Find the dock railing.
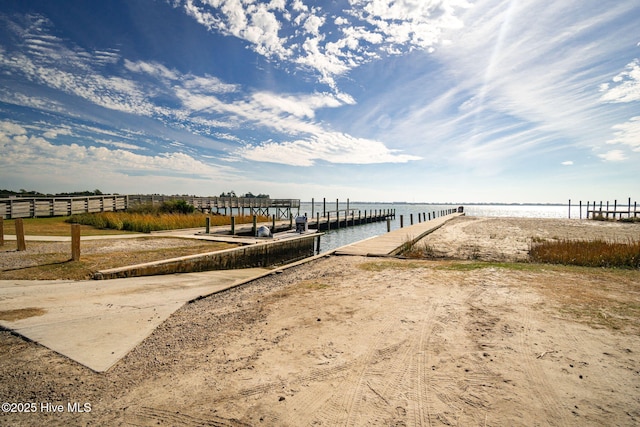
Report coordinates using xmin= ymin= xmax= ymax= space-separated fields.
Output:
xmin=0 ymin=195 xmax=301 ymax=219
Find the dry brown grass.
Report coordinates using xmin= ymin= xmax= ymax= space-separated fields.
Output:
xmin=0 ymin=239 xmax=239 ymax=280
xmin=530 ymin=238 xmax=640 ymax=268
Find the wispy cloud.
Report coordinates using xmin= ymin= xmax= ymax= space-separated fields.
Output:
xmin=362 ymin=0 xmax=640 ymax=169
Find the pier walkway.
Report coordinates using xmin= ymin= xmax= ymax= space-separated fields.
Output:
xmin=335 ymin=212 xmax=462 ymax=256
xmin=0 ymin=214 xmax=461 ymax=372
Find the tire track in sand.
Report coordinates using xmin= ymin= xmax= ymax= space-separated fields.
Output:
xmin=518 ymin=295 xmax=569 ymax=426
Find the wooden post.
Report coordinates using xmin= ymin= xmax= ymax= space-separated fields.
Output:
xmin=387 ymin=218 xmax=391 ymax=232
xmin=579 ymin=200 xmax=582 ymax=219
xmin=323 ymin=198 xmax=326 ymax=216
xmin=410 ymin=213 xmax=414 ymax=225
xmin=231 ymin=216 xmax=236 ymax=235
xmin=15 ymin=218 xmax=26 ymax=251
xmin=272 ymin=214 xmax=276 ymax=232
xmin=311 ymin=198 xmax=315 ymax=219
xmin=400 ymin=215 xmax=404 ymax=228
xmin=316 ymin=212 xmax=320 ymax=230
xmin=252 ymin=215 xmax=257 ymax=236
xmin=586 ymin=201 xmax=590 ymax=219
xmin=205 ymin=217 xmax=211 ymax=234
xmin=0 ymin=217 xmax=3 ymax=246
xmin=336 ymin=211 xmax=340 ymax=228
xmin=71 ymin=224 xmax=81 ymax=261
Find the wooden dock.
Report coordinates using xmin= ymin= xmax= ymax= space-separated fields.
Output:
xmin=569 ymin=198 xmax=639 ymax=220
xmin=0 ymin=195 xmax=300 ymax=219
xmin=334 ymin=212 xmax=463 ymax=256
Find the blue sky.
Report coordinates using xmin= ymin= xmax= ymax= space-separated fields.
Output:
xmin=0 ymin=0 xmax=638 ymax=203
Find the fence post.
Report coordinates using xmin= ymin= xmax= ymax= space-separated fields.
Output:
xmin=231 ymin=216 xmax=236 ymax=235
xmin=0 ymin=217 xmax=3 ymax=246
xmin=272 ymin=214 xmax=276 ymax=232
xmin=252 ymin=215 xmax=257 ymax=236
xmin=15 ymin=218 xmax=26 ymax=251
xmin=205 ymin=217 xmax=211 ymax=234
xmin=71 ymin=224 xmax=81 ymax=261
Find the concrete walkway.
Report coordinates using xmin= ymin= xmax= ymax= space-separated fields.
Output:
xmin=334 ymin=212 xmax=462 ymax=256
xmin=0 ymin=268 xmax=271 ymax=372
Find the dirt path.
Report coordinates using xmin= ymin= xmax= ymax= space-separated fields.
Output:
xmin=1 ymin=218 xmax=639 ymax=426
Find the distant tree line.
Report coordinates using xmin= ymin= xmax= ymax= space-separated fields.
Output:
xmin=1 ymin=189 xmax=271 ymax=199
xmin=0 ymin=189 xmax=105 ymax=198
xmin=219 ymin=191 xmax=269 ymax=198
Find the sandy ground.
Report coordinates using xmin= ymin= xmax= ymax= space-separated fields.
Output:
xmin=1 ymin=217 xmax=639 ymax=426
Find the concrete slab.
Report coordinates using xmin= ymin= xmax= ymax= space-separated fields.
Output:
xmin=334 ymin=213 xmax=462 ymax=256
xmin=0 ymin=268 xmax=271 ymax=372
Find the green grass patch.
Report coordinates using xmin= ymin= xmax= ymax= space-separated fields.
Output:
xmin=435 ymin=261 xmax=539 ymax=272
xmin=358 ymin=259 xmax=429 ymax=272
xmin=530 ymin=239 xmax=640 ymax=268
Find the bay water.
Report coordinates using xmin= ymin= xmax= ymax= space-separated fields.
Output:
xmin=298 ymin=202 xmax=570 ymax=254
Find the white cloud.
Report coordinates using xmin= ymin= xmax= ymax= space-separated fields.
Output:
xmin=599 ymin=58 xmax=640 ymax=103
xmin=124 ymin=59 xmax=179 ymax=81
xmin=42 ymin=127 xmax=73 ymax=139
xmin=238 ymin=131 xmax=421 ymax=166
xmin=250 ymin=91 xmax=349 ymax=119
xmin=607 ymin=116 xmax=640 ymax=150
xmin=178 ymin=0 xmax=471 ymax=89
xmin=0 ymin=120 xmax=27 ymax=136
xmin=0 ymin=120 xmax=234 ymax=178
xmin=561 ymin=160 xmax=574 ymax=166
xmin=598 ymin=149 xmax=627 ymax=162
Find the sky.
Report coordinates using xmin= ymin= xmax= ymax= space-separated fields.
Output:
xmin=0 ymin=0 xmax=638 ymax=203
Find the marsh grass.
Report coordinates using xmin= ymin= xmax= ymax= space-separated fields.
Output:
xmin=67 ymin=212 xmax=270 ymax=233
xmin=529 ymin=238 xmax=640 ymax=268
xmin=400 ymin=236 xmax=435 ymax=259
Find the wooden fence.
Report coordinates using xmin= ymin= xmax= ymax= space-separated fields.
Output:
xmin=0 ymin=195 xmax=301 ymax=219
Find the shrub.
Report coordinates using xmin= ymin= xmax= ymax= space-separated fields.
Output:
xmin=159 ymin=200 xmax=195 ymax=214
